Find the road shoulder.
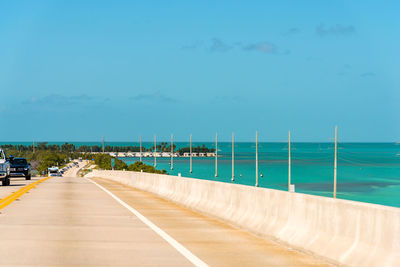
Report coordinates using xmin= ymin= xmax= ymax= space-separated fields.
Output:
xmin=91 ymin=177 xmax=331 ymax=267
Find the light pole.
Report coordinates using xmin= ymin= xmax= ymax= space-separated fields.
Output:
xmin=171 ymin=134 xmax=174 ymax=170
xmin=154 ymin=134 xmax=157 ymax=167
xmin=255 ymin=131 xmax=258 ymax=187
xmin=190 ymin=134 xmax=192 ymax=173
xmin=232 ymin=132 xmax=235 ymax=182
xmin=288 ymin=131 xmax=291 ymax=191
xmin=334 ymin=126 xmax=338 ymax=198
xmin=215 ymin=133 xmax=218 ymax=177
xmin=139 ymin=135 xmax=142 ymax=162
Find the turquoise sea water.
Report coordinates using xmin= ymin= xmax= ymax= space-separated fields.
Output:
xmin=2 ymin=142 xmax=400 ymax=208
xmin=121 ymin=142 xmax=400 ymax=208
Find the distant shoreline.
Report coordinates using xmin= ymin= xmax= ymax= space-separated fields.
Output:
xmin=1 ymin=141 xmax=398 ymax=145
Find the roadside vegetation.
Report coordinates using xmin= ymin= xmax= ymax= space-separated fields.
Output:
xmin=1 ymin=143 xmax=167 ymax=175
xmin=3 ymin=142 xmax=214 ymax=155
xmin=92 ymin=153 xmax=166 ymax=174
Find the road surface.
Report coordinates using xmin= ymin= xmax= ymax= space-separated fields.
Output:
xmin=0 ymin=163 xmax=331 ymax=266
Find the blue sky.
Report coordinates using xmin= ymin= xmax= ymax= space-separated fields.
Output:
xmin=0 ymin=0 xmax=399 ymax=142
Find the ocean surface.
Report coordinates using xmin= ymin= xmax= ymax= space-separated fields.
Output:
xmin=2 ymin=142 xmax=400 ymax=208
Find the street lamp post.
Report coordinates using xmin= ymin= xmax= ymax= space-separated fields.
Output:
xmin=171 ymin=134 xmax=174 ymax=170
xmin=139 ymin=135 xmax=142 ymax=162
xmin=232 ymin=132 xmax=235 ymax=182
xmin=215 ymin=133 xmax=218 ymax=177
xmin=288 ymin=131 xmax=291 ymax=191
xmin=154 ymin=135 xmax=157 ymax=167
xmin=334 ymin=126 xmax=338 ymax=198
xmin=190 ymin=134 xmax=192 ymax=173
xmin=255 ymin=131 xmax=258 ymax=187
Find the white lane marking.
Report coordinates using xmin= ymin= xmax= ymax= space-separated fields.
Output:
xmin=86 ymin=178 xmax=209 ymax=267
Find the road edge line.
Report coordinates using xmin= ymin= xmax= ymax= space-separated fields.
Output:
xmin=86 ymin=177 xmax=209 ymax=267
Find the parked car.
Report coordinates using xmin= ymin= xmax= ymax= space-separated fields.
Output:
xmin=9 ymin=157 xmax=31 ymax=180
xmin=0 ymin=149 xmax=10 ymax=186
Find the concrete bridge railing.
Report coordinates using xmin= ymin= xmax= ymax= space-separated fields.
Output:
xmin=86 ymin=170 xmax=400 ymax=267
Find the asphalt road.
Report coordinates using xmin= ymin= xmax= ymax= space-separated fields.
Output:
xmin=0 ymin=163 xmax=332 ymax=266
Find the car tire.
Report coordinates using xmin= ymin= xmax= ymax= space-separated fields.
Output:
xmin=26 ymin=175 xmax=31 ymax=180
xmin=2 ymin=177 xmax=10 ymax=186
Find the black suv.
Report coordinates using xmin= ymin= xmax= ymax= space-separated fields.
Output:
xmin=9 ymin=158 xmax=31 ymax=180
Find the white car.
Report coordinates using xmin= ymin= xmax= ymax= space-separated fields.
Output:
xmin=0 ymin=149 xmax=10 ymax=186
xmin=48 ymin=167 xmax=61 ymax=177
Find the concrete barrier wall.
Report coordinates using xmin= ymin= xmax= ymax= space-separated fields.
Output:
xmin=86 ymin=170 xmax=400 ymax=267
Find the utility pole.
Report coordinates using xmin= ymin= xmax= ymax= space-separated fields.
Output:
xmin=215 ymin=133 xmax=218 ymax=177
xmin=102 ymin=136 xmax=105 ymax=153
xmin=288 ymin=131 xmax=291 ymax=191
xmin=334 ymin=126 xmax=338 ymax=198
xmin=139 ymin=135 xmax=142 ymax=162
xmin=255 ymin=131 xmax=259 ymax=187
xmin=232 ymin=132 xmax=235 ymax=181
xmin=190 ymin=134 xmax=192 ymax=173
xmin=171 ymin=134 xmax=174 ymax=170
xmin=154 ymin=134 xmax=157 ymax=167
